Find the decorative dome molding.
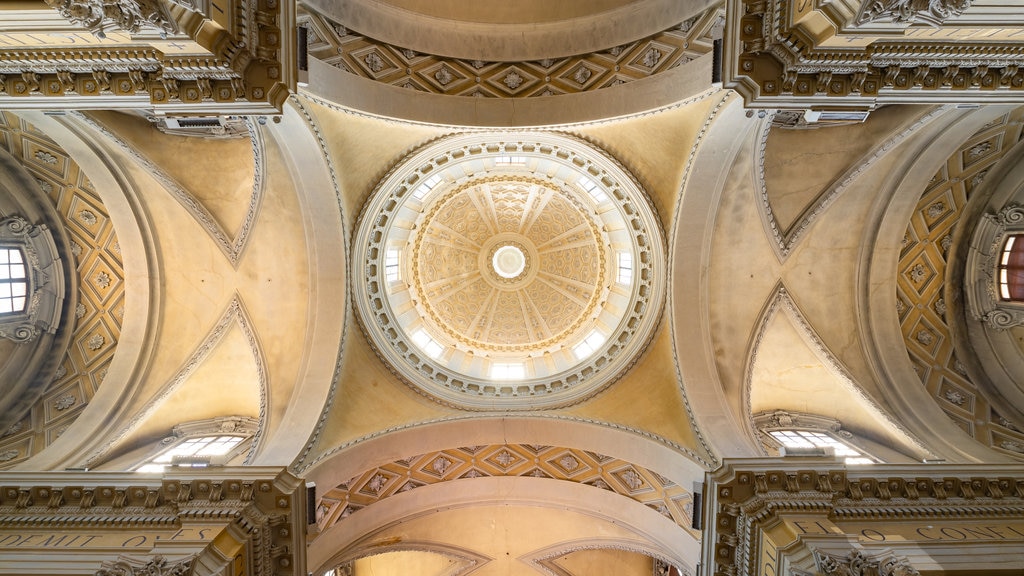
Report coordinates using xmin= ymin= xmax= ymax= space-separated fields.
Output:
xmin=352 ymin=132 xmax=665 ymax=410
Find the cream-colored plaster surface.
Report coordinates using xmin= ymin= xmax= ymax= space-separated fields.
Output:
xmin=749 ymin=305 xmax=916 ymax=453
xmin=553 ymin=548 xmax=654 ymax=576
xmin=344 ymin=504 xmax=658 ymax=576
xmin=566 ymin=326 xmax=710 ymax=463
xmin=74 ymin=118 xmax=312 ymax=466
xmin=109 ymin=322 xmax=261 ymax=460
xmin=309 ymin=324 xmax=450 ymax=459
xmin=762 ymin=106 xmax=929 ymax=232
xmin=575 ymin=95 xmax=719 ymax=228
xmin=88 ymin=111 xmax=256 ymax=239
xmin=376 ymin=0 xmax=640 ymax=24
xmin=304 ymin=99 xmax=449 ymax=232
xmin=352 ymin=550 xmax=462 ymax=576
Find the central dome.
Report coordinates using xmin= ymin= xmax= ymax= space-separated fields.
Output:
xmin=410 ymin=177 xmax=605 ymax=352
xmin=353 ymin=132 xmax=665 ymax=410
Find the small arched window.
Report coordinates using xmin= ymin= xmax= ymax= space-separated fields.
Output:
xmin=998 ymin=234 xmax=1024 ymax=301
xmin=0 ymin=247 xmax=28 ymax=315
xmin=134 ymin=416 xmax=258 ymax=473
xmin=754 ymin=410 xmax=880 ymax=465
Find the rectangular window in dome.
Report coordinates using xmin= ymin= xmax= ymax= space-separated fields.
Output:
xmin=385 ymin=248 xmax=401 ymax=282
xmin=491 ymin=362 xmax=525 ymax=380
xmin=412 ymin=174 xmax=442 ymax=200
xmin=617 ymin=252 xmax=632 ymax=285
xmin=577 ymin=176 xmax=608 ymax=204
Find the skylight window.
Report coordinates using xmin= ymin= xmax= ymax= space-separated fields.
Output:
xmin=494 ymin=156 xmax=527 ymax=166
xmin=617 ymin=252 xmax=632 ymax=285
xmin=385 ymin=248 xmax=401 ymax=282
xmin=411 ymin=174 xmax=442 ymax=200
xmin=136 ymin=435 xmax=244 ymax=473
xmin=0 ymin=248 xmax=28 ymax=315
xmin=491 ymin=362 xmax=525 ymax=380
xmin=411 ymin=328 xmax=444 ymax=359
xmin=769 ymin=430 xmax=873 ymax=465
xmin=573 ymin=330 xmax=606 ymax=360
xmin=577 ymin=176 xmax=608 ymax=204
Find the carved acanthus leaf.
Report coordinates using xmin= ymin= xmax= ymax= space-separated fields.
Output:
xmin=813 ymin=549 xmax=920 ymax=576
xmin=856 ymin=0 xmax=973 ymax=27
xmin=44 ymin=0 xmax=178 ymax=39
xmin=95 ymin=554 xmax=196 ymax=576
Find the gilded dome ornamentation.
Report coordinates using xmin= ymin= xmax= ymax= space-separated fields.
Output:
xmin=353 ymin=132 xmax=665 ymax=410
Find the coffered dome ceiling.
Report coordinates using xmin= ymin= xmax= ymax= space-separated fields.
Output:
xmin=353 ymin=132 xmax=665 ymax=410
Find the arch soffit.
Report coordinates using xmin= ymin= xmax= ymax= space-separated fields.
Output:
xmin=301 ymin=416 xmax=708 ymax=497
xmin=301 ymin=0 xmax=714 ymax=62
xmin=862 ymin=105 xmax=1019 ymax=463
xmin=307 ymin=476 xmax=698 ymax=574
xmin=243 ymin=98 xmax=348 ymax=466
xmin=9 ymin=111 xmax=157 ymax=471
xmin=953 ymin=138 xmax=1024 ymax=428
xmin=669 ymin=94 xmax=763 ymax=458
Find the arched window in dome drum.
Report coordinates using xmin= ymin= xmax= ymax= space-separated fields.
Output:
xmin=998 ymin=234 xmax=1024 ymax=301
xmin=0 ymin=247 xmax=28 ymax=315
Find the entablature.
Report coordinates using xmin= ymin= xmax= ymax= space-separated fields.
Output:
xmin=724 ymin=0 xmax=1024 ymax=111
xmin=0 ymin=0 xmax=295 ymax=113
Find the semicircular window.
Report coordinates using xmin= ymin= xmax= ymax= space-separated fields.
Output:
xmin=0 ymin=247 xmax=28 ymax=315
xmin=998 ymin=234 xmax=1024 ymax=301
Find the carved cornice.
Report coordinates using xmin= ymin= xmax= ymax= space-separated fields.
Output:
xmin=724 ymin=0 xmax=1024 ymax=109
xmin=0 ymin=1 xmax=294 ymax=113
xmin=0 ymin=468 xmax=305 ymax=576
xmin=704 ymin=461 xmax=1024 ymax=576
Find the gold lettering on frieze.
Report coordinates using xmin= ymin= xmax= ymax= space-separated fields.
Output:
xmin=0 ymin=527 xmax=212 ymax=549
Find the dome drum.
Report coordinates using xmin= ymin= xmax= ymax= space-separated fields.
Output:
xmin=354 ymin=132 xmax=665 ymax=410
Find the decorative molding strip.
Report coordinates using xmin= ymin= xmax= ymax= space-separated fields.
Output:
xmin=300 ymin=6 xmax=723 ymax=98
xmin=1 ymin=0 xmax=293 ymax=112
xmin=69 ymin=111 xmax=264 ymax=267
xmin=332 ymin=542 xmax=488 ymax=576
xmin=0 ymin=468 xmax=305 ymax=576
xmin=84 ymin=296 xmax=266 ymax=468
xmin=528 ymin=541 xmax=690 ymax=576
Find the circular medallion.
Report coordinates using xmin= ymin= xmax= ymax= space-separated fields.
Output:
xmin=353 ymin=132 xmax=665 ymax=409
